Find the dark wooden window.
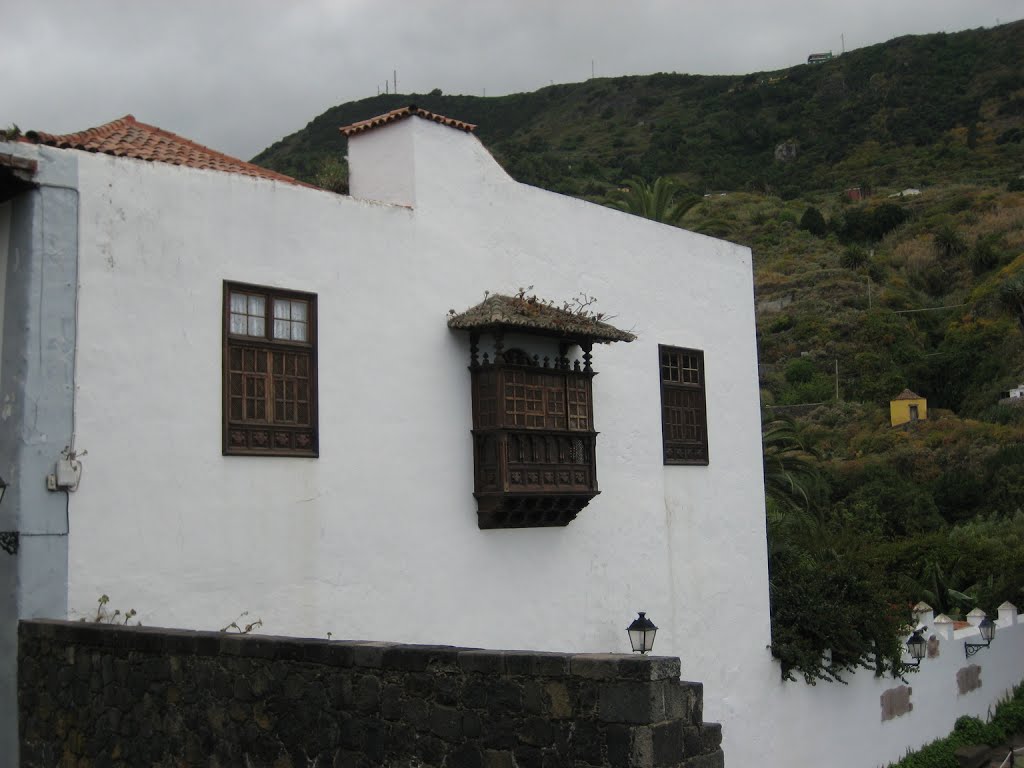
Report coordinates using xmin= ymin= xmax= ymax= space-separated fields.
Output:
xmin=659 ymin=345 xmax=709 ymax=465
xmin=223 ymin=282 xmax=317 ymax=456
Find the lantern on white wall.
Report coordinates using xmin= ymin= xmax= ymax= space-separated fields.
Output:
xmin=627 ymin=612 xmax=658 ymax=655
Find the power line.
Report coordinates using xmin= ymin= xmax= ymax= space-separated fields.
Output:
xmin=893 ymin=303 xmax=968 ymax=314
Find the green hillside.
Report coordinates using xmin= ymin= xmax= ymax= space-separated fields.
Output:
xmin=254 ymin=21 xmax=1024 ymax=197
xmin=253 ymin=21 xmax=1024 ymax=682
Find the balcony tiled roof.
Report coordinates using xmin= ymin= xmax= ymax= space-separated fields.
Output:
xmin=25 ymin=115 xmax=309 ymax=187
xmin=447 ymin=294 xmax=635 ymax=344
xmin=340 ymin=106 xmax=477 ymax=137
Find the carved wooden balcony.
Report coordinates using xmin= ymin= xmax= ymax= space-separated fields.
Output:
xmin=448 ymin=294 xmax=635 ymax=529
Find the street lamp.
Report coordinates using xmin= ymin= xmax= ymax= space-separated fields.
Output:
xmin=906 ymin=628 xmax=927 ymax=667
xmin=627 ymin=612 xmax=658 ymax=655
xmin=965 ymin=617 xmax=996 ymax=658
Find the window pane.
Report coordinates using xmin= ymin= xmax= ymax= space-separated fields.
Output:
xmin=271 ymin=300 xmax=309 ymax=341
xmin=230 ymin=292 xmax=266 ymax=338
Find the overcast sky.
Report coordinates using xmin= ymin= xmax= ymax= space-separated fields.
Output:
xmin=3 ymin=1 xmax=1021 ymax=161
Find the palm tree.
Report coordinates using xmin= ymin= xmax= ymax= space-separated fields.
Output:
xmin=762 ymin=416 xmax=825 ymax=515
xmin=933 ymin=224 xmax=967 ymax=261
xmin=609 ymin=177 xmax=699 ymax=225
xmin=762 ymin=415 xmax=829 ymax=558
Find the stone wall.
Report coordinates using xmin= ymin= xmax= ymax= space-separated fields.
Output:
xmin=18 ymin=620 xmax=723 ymax=768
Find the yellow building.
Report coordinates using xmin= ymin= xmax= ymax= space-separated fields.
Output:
xmin=890 ymin=388 xmax=927 ymax=427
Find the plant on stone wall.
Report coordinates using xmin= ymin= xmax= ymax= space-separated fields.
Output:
xmin=83 ymin=594 xmax=138 ymax=625
xmin=220 ymin=611 xmax=263 ymax=634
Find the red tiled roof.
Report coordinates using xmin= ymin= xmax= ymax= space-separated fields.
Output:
xmin=25 ymin=115 xmax=309 ymax=187
xmin=892 ymin=388 xmax=924 ymax=401
xmin=340 ymin=106 xmax=477 ymax=137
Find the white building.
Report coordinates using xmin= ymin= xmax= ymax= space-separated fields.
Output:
xmin=1 ymin=108 xmax=770 ymax=765
xmin=2 ymin=107 xmax=1021 ymax=768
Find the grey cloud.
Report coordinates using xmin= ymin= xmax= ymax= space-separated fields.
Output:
xmin=2 ymin=0 xmax=1020 ymax=160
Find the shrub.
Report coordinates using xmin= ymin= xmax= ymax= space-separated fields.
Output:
xmin=890 ymin=684 xmax=1024 ymax=767
xmin=785 ymin=358 xmax=817 ymax=384
xmin=838 ymin=203 xmax=908 ymax=243
xmin=968 ymin=235 xmax=1005 ymax=274
xmin=799 ymin=206 xmax=828 ymax=236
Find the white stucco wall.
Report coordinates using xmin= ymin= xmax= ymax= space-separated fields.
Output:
xmin=347 ymin=119 xmax=416 ymax=206
xmin=0 ymin=201 xmax=8 ymax=389
xmin=62 ymin=121 xmax=770 ymax=763
xmin=56 ymin=118 xmax=1024 ymax=768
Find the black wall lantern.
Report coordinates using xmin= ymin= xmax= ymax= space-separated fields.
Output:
xmin=906 ymin=628 xmax=927 ymax=667
xmin=964 ymin=617 xmax=996 ymax=658
xmin=627 ymin=612 xmax=658 ymax=655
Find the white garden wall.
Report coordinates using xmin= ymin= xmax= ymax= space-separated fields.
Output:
xmin=761 ymin=607 xmax=1024 ymax=768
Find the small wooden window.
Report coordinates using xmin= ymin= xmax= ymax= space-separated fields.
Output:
xmin=659 ymin=345 xmax=709 ymax=465
xmin=223 ymin=282 xmax=318 ymax=457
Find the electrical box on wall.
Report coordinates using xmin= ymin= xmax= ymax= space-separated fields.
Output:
xmin=47 ymin=448 xmax=86 ymax=492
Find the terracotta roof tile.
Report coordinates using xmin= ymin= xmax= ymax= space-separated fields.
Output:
xmin=892 ymin=388 xmax=924 ymax=401
xmin=340 ymin=105 xmax=477 ymax=137
xmin=25 ymin=115 xmax=311 ymax=187
xmin=447 ymin=294 xmax=635 ymax=344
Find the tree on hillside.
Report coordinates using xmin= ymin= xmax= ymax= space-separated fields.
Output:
xmin=799 ymin=206 xmax=828 ymax=237
xmin=998 ymin=276 xmax=1024 ymax=334
xmin=609 ymin=177 xmax=699 ymax=225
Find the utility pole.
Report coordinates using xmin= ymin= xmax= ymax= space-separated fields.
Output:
xmin=394 ymin=70 xmax=397 ymax=94
xmin=841 ymin=33 xmax=845 ymax=53
xmin=591 ymin=59 xmax=595 ymax=79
